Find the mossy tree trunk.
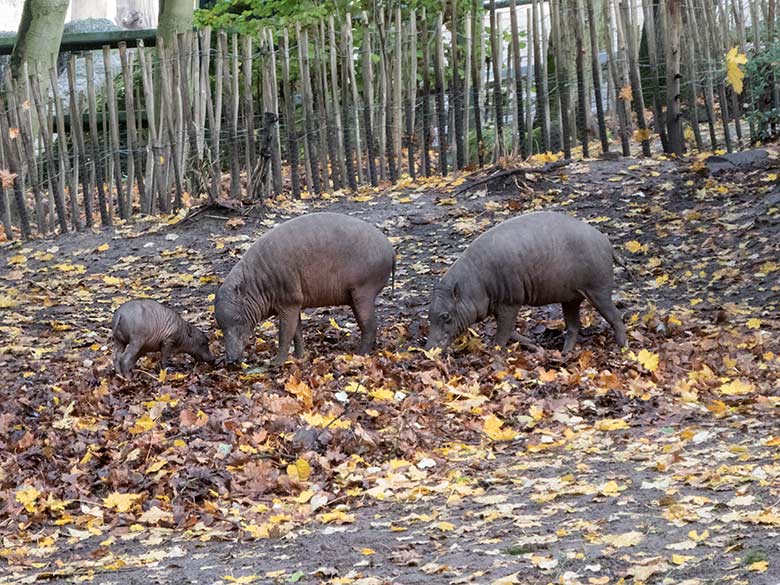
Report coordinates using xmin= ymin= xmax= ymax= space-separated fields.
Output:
xmin=158 ymin=0 xmax=194 ymax=48
xmin=10 ymin=0 xmax=69 ymax=80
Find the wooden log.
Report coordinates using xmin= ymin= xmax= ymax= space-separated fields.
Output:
xmin=665 ymin=0 xmax=684 ymax=154
xmin=30 ymin=72 xmax=68 ymax=232
xmin=85 ymin=54 xmax=111 ymax=225
xmin=316 ymin=25 xmax=337 ymax=189
xmin=552 ymin=0 xmax=572 ymax=157
xmin=617 ymin=0 xmax=651 ymax=156
xmin=137 ymin=39 xmax=169 ymax=213
xmin=394 ymin=6 xmax=403 ymax=167
xmin=573 ymin=0 xmax=590 ymax=157
xmin=264 ymin=29 xmax=283 ymax=194
xmin=158 ymin=38 xmax=186 ymax=207
xmin=195 ymin=27 xmax=213 ymax=157
xmin=48 ymin=65 xmax=79 ymax=231
xmin=532 ymin=0 xmax=550 ymax=151
xmin=421 ymin=9 xmax=433 ymax=175
xmin=463 ymin=12 xmax=472 ymax=166
xmin=328 ymin=16 xmax=348 ymax=185
xmin=702 ymin=0 xmax=732 ymax=151
xmin=0 ymin=93 xmax=31 ymax=239
xmin=67 ymin=57 xmax=92 ymax=225
xmin=227 ymin=33 xmax=241 ymax=198
xmin=0 ymin=117 xmax=13 ymax=238
xmin=434 ymin=12 xmax=449 ymax=173
xmin=451 ymin=0 xmax=465 ymax=169
xmin=101 ymin=46 xmax=126 ymax=217
xmin=345 ymin=13 xmax=364 ymax=184
xmin=549 ymin=0 xmax=563 ymax=150
xmin=281 ymin=28 xmax=301 ymax=198
xmin=604 ymin=0 xmax=631 ymax=155
xmin=120 ymin=43 xmax=145 ymax=213
xmin=585 ymin=0 xmax=609 ymax=154
xmin=683 ymin=33 xmax=704 ymax=150
xmin=242 ymin=35 xmax=255 ymax=179
xmin=526 ymin=7 xmax=535 ymax=155
xmin=377 ymin=11 xmax=388 ymax=181
xmin=177 ymin=33 xmax=201 ymax=196
xmin=406 ymin=10 xmax=418 ymax=178
xmin=641 ymin=0 xmax=670 ymax=152
xmin=362 ymin=13 xmax=378 ymax=186
xmin=297 ymin=24 xmax=322 ymax=194
xmin=539 ymin=1 xmax=552 ymax=148
xmin=339 ymin=23 xmax=358 ymax=191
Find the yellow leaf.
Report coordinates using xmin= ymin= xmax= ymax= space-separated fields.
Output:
xmin=625 ymin=240 xmax=645 ymax=253
xmin=633 ymin=349 xmax=659 ymax=372
xmin=746 ymin=318 xmax=762 ymax=330
xmin=672 ymin=554 xmax=694 ymax=565
xmin=747 ymin=560 xmax=768 ymax=573
xmin=595 ymin=418 xmax=630 ymax=431
xmin=103 ymin=275 xmax=123 ymax=286
xmin=369 ymin=387 xmax=395 ymax=401
xmin=718 ymin=379 xmax=753 ymax=396
xmin=633 ymin=128 xmax=651 ymax=143
xmin=725 ymin=47 xmax=747 ymax=94
xmin=287 ymin=458 xmax=312 ymax=482
xmin=285 ymin=375 xmax=313 ymax=409
xmin=129 ymin=413 xmax=157 ymax=434
xmin=482 ymin=414 xmax=518 ymax=442
xmin=619 ymin=85 xmax=633 ymax=102
xmin=434 ymin=521 xmax=456 ymax=531
xmin=529 ymin=404 xmax=544 ymax=421
xmin=0 ymin=294 xmax=18 ymax=308
xmin=688 ymin=529 xmax=709 ymax=541
xmin=145 ymin=458 xmax=168 ymax=474
xmin=8 ymin=254 xmax=27 ymax=265
xmin=361 ymin=548 xmax=376 ymax=555
xmin=597 ymin=530 xmax=644 ymax=547
xmin=244 ymin=523 xmax=271 ymax=538
xmin=319 ymin=509 xmax=355 ymax=524
xmin=223 ymin=576 xmax=259 ymax=584
xmin=600 ymin=480 xmax=622 ymax=497
xmin=158 ymin=368 xmax=167 ymax=383
xmin=54 ymin=263 xmax=86 ymax=274
xmin=301 ymin=412 xmax=351 ymax=429
xmin=103 ymin=492 xmax=141 ymax=513
xmin=706 ymin=400 xmax=728 ymax=417
xmin=96 ymin=243 xmax=110 ymax=252
xmin=329 ymin=317 xmax=342 ymax=330
xmin=16 ymin=487 xmax=41 ymax=513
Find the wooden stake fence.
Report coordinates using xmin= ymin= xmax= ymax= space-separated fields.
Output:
xmin=0 ymin=3 xmax=771 ymax=241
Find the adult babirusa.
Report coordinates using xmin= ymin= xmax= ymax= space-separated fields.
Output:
xmin=215 ymin=212 xmax=395 ymax=366
xmin=426 ymin=212 xmax=627 ymax=353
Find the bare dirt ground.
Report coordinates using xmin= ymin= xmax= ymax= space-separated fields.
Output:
xmin=1 ymin=153 xmax=779 ymax=584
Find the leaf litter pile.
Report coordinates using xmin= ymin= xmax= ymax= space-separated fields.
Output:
xmin=1 ymin=152 xmax=779 ymax=584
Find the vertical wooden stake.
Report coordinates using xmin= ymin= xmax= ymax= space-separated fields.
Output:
xmin=345 ymin=13 xmax=364 ymax=184
xmin=489 ymin=0 xmax=504 ymax=160
xmin=362 ymin=13 xmax=378 ymax=186
xmin=281 ymin=28 xmax=301 ymax=198
xmin=509 ymin=0 xmax=527 ymax=157
xmin=434 ymin=12 xmax=449 ymax=173
xmin=421 ymin=9 xmax=433 ymax=176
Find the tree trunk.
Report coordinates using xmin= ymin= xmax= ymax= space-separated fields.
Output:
xmin=10 ymin=0 xmax=69 ymax=80
xmin=158 ymin=0 xmax=193 ymax=48
xmin=665 ymin=0 xmax=684 ymax=155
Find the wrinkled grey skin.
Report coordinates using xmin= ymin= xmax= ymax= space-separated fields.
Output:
xmin=426 ymin=211 xmax=627 ymax=353
xmin=111 ymin=299 xmax=215 ymax=377
xmin=215 ymin=212 xmax=395 ymax=366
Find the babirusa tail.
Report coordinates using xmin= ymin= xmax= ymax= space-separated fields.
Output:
xmin=613 ymin=249 xmax=639 ymax=286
